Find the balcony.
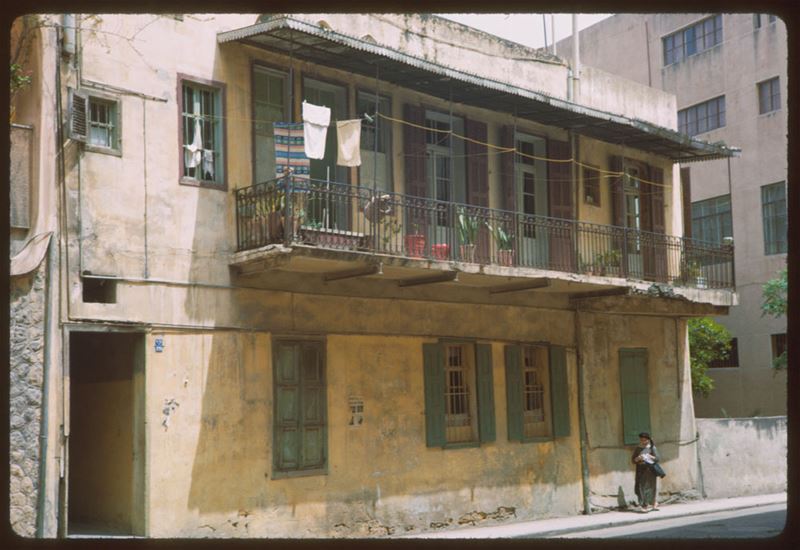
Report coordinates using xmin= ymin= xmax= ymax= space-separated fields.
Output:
xmin=232 ymin=176 xmax=734 ymax=299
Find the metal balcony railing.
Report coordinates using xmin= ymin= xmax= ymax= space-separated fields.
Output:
xmin=235 ymin=176 xmax=735 ymax=290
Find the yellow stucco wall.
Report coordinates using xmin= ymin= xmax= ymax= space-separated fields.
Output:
xmin=145 ymin=328 xmax=583 ymax=537
xmin=579 ymin=313 xmax=698 ymax=506
xmin=136 ymin=287 xmax=697 ymax=537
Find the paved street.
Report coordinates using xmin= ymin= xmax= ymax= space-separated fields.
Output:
xmin=549 ymin=503 xmax=787 ymax=539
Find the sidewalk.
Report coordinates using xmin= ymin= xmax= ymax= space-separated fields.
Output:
xmin=397 ymin=492 xmax=787 ymax=539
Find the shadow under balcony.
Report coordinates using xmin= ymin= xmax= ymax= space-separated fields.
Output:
xmin=230 ymin=177 xmax=737 ymax=309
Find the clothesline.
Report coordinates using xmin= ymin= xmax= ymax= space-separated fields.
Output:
xmin=374 ymin=112 xmax=673 ymax=190
xmin=188 ymin=107 xmax=675 ymax=190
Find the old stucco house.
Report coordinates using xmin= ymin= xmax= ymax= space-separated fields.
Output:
xmin=10 ymin=13 xmax=738 ymax=538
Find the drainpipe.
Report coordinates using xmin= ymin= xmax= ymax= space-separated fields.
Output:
xmin=574 ymin=305 xmax=592 ymax=515
xmin=572 ymin=14 xmax=580 ymax=103
xmin=35 ymin=237 xmax=56 ymax=537
xmin=551 ymin=14 xmax=556 ymax=55
xmin=62 ymin=14 xmax=75 ymax=57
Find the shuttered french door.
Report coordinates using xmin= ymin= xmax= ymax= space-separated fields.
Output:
xmin=273 ymin=340 xmax=327 ymax=474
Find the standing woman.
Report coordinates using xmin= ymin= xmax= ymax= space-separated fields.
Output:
xmin=632 ymin=432 xmax=661 ymax=511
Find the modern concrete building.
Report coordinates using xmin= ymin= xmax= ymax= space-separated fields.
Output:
xmin=557 ymin=13 xmax=788 ymax=418
xmin=10 ymin=13 xmax=739 ymax=538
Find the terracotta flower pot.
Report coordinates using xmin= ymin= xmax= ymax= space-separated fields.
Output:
xmin=431 ymin=243 xmax=450 ymax=261
xmin=405 ymin=234 xmax=426 ymax=258
xmin=459 ymin=244 xmax=476 ymax=263
xmin=497 ymin=249 xmax=514 ymax=266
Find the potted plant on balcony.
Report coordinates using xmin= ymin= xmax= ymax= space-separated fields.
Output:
xmin=594 ymin=249 xmax=621 ymax=276
xmin=577 ymin=253 xmax=594 ymax=276
xmin=380 ymin=216 xmax=403 ymax=252
xmin=263 ymin=187 xmax=285 ymax=242
xmin=487 ymin=222 xmax=514 ymax=266
xmin=405 ymin=223 xmax=426 ymax=258
xmin=457 ymin=207 xmax=480 ymax=263
xmin=685 ymin=260 xmax=706 ymax=289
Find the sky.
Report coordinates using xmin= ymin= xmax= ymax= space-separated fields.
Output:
xmin=437 ymin=13 xmax=613 ymax=50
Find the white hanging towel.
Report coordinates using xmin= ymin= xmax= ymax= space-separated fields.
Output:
xmin=302 ymin=100 xmax=331 ymax=159
xmin=336 ymin=119 xmax=362 ymax=167
xmin=184 ymin=121 xmax=203 ymax=168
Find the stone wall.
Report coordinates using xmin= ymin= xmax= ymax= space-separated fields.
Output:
xmin=9 ymin=260 xmax=46 ymax=537
xmin=696 ymin=416 xmax=787 ymax=498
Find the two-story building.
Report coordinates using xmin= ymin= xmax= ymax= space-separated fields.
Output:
xmin=10 ymin=13 xmax=739 ymax=538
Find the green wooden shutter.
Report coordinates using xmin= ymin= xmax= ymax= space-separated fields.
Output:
xmin=423 ymin=343 xmax=446 ymax=448
xmin=274 ymin=342 xmax=300 ymax=471
xmin=549 ymin=345 xmax=571 ymax=438
xmin=504 ymin=345 xmax=523 ymax=442
xmin=475 ymin=343 xmax=496 ymax=443
xmin=619 ymin=349 xmax=651 ymax=445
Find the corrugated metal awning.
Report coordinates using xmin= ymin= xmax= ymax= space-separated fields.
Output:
xmin=218 ymin=16 xmax=740 ymax=162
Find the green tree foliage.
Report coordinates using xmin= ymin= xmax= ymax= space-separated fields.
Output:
xmin=761 ymin=266 xmax=788 ymax=369
xmin=688 ymin=317 xmax=732 ymax=397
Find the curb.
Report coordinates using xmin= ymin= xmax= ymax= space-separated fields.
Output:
xmin=534 ymin=498 xmax=786 ymax=538
xmin=398 ymin=494 xmax=787 ymax=539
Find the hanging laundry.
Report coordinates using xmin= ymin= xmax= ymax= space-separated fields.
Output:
xmin=273 ymin=122 xmax=310 ymax=180
xmin=184 ymin=120 xmax=202 ymax=169
xmin=302 ymin=100 xmax=331 ymax=159
xmin=202 ymin=149 xmax=215 ymax=180
xmin=336 ymin=119 xmax=362 ymax=167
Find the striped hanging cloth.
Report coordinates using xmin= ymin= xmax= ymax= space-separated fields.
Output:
xmin=273 ymin=122 xmax=310 ymax=184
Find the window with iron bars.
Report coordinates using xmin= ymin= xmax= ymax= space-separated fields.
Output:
xmin=444 ymin=344 xmax=477 ymax=443
xmin=709 ymin=337 xmax=739 ymax=368
xmin=522 ymin=345 xmax=551 ymax=439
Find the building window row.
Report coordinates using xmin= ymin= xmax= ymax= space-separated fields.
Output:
xmin=678 ymin=96 xmax=726 ymax=136
xmin=265 ymin=338 xmax=664 ymax=475
xmin=753 ymin=14 xmax=777 ymax=30
xmin=663 ymin=14 xmax=722 ymax=66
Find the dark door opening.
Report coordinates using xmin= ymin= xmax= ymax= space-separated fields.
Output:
xmin=68 ymin=331 xmax=144 ymax=536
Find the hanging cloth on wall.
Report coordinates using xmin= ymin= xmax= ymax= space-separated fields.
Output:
xmin=184 ymin=121 xmax=203 ymax=169
xmin=336 ymin=119 xmax=362 ymax=167
xmin=302 ymin=100 xmax=331 ymax=159
xmin=273 ymin=122 xmax=310 ymax=180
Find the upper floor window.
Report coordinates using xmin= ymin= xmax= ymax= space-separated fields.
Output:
xmin=753 ymin=14 xmax=777 ymax=29
xmin=663 ymin=15 xmax=722 ymax=66
xmin=357 ymin=91 xmax=392 ymax=192
xmin=758 ymin=77 xmax=781 ymax=114
xmin=88 ymin=97 xmax=119 ymax=151
xmin=691 ymin=194 xmax=732 ymax=244
xmin=68 ymin=88 xmax=121 ymax=155
xmin=761 ymin=182 xmax=787 ymax=255
xmin=678 ymin=96 xmax=726 ymax=136
xmin=180 ymin=76 xmax=225 ymax=188
xmin=252 ymin=65 xmax=288 ymax=184
xmin=583 ymin=166 xmax=601 ymax=206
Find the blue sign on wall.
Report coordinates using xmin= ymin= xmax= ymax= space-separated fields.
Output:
xmin=155 ymin=337 xmax=164 ymax=353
